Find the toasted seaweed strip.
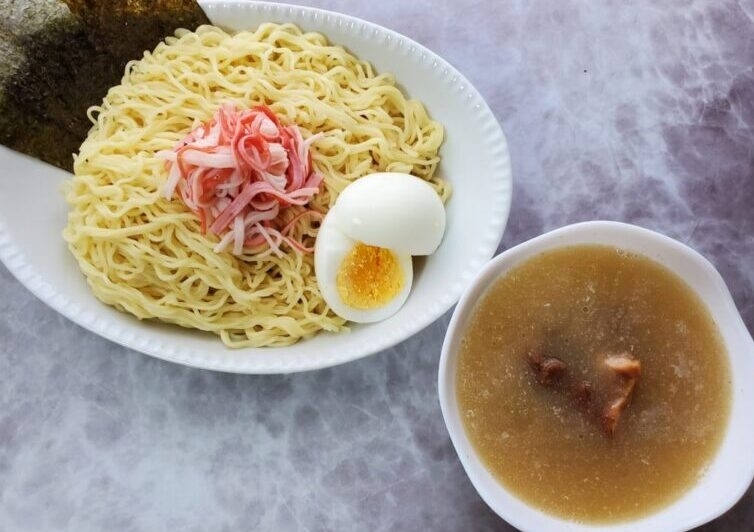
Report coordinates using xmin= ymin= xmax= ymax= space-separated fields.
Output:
xmin=0 ymin=0 xmax=210 ymax=172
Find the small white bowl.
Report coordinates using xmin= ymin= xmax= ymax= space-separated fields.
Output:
xmin=438 ymin=221 xmax=754 ymax=532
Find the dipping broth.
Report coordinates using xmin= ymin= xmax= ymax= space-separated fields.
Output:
xmin=456 ymin=245 xmax=731 ymax=524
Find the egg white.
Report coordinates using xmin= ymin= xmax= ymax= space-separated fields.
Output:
xmin=314 ymin=209 xmax=414 ymax=323
xmin=334 ymin=172 xmax=446 ymax=255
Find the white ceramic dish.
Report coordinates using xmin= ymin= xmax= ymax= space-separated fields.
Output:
xmin=0 ymin=1 xmax=511 ymax=373
xmin=438 ymin=221 xmax=754 ymax=532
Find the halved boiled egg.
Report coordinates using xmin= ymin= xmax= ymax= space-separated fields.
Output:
xmin=314 ymin=172 xmax=446 ymax=323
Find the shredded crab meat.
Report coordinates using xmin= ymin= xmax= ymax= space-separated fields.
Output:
xmin=158 ymin=104 xmax=324 ymax=255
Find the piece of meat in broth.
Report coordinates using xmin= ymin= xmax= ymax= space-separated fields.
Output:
xmin=601 ymin=353 xmax=642 ymax=437
xmin=528 ymin=350 xmax=567 ymax=386
xmin=527 ymin=349 xmax=642 ymax=437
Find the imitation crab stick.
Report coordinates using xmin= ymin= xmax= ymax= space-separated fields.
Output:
xmin=158 ymin=104 xmax=323 ymax=255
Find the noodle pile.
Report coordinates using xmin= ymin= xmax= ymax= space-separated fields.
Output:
xmin=64 ymin=23 xmax=446 ymax=347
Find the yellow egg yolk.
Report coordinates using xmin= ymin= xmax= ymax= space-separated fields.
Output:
xmin=336 ymin=243 xmax=404 ymax=309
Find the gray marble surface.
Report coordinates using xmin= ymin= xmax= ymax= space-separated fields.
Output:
xmin=2 ymin=0 xmax=754 ymax=530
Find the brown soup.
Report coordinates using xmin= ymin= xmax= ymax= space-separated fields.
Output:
xmin=456 ymin=245 xmax=731 ymax=523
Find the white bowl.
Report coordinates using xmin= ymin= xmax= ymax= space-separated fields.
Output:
xmin=0 ymin=1 xmax=511 ymax=373
xmin=438 ymin=221 xmax=754 ymax=532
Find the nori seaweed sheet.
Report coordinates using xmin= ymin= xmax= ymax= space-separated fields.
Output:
xmin=0 ymin=0 xmax=210 ymax=172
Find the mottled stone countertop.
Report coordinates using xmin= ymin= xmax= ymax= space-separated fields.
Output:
xmin=2 ymin=0 xmax=753 ymax=530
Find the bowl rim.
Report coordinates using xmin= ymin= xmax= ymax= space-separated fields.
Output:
xmin=438 ymin=220 xmax=754 ymax=531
